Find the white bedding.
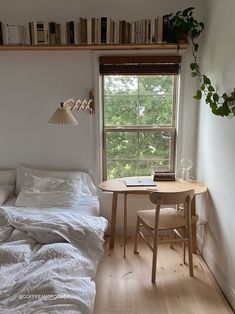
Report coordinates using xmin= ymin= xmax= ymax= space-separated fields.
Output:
xmin=2 ymin=196 xmax=100 ymax=217
xmin=0 ymin=199 xmax=108 ymax=314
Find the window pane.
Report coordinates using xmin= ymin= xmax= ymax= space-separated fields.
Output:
xmin=104 ymin=76 xmax=138 ymax=95
xmin=138 ymin=75 xmax=174 ymax=95
xmin=104 ymin=75 xmax=175 ymax=127
xmin=104 ymin=95 xmax=138 ymax=126
xmin=106 ymin=132 xmax=138 ymax=160
xmin=105 ymin=130 xmax=173 ymax=179
xmin=138 ymin=95 xmax=174 ymax=126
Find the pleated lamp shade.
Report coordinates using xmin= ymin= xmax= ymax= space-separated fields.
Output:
xmin=48 ymin=107 xmax=78 ymax=125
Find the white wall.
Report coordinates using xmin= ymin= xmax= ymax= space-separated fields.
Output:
xmin=196 ymin=0 xmax=235 ymax=309
xmin=0 ymin=0 xmax=205 ymax=230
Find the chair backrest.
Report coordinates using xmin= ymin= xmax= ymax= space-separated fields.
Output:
xmin=149 ymin=190 xmax=195 ymax=207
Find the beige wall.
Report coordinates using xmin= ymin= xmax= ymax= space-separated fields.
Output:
xmin=0 ymin=0 xmax=205 ymax=229
xmin=196 ymin=0 xmax=235 ymax=309
xmin=1 ymin=0 xmax=234 ymax=309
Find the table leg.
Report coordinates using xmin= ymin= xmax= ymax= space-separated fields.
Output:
xmin=191 ymin=197 xmax=197 ymax=253
xmin=123 ymin=192 xmax=127 ymax=258
xmin=109 ymin=192 xmax=118 ymax=249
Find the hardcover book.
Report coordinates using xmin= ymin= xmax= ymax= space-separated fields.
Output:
xmin=152 ymin=171 xmax=175 ymax=181
xmin=0 ymin=22 xmax=3 ymax=45
xmin=100 ymin=17 xmax=107 ymax=43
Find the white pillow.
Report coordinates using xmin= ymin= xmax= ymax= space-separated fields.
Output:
xmin=22 ymin=174 xmax=78 ymax=193
xmin=15 ymin=190 xmax=77 ymax=208
xmin=0 ymin=169 xmax=16 ymax=185
xmin=0 ymin=170 xmax=16 ymax=195
xmin=0 ymin=186 xmax=13 ymax=205
xmin=16 ymin=165 xmax=97 ymax=196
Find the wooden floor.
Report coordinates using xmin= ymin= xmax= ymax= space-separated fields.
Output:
xmin=94 ymin=236 xmax=233 ymax=314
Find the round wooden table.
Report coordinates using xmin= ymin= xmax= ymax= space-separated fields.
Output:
xmin=99 ymin=176 xmax=207 ymax=257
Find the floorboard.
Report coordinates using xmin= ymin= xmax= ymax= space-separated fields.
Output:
xmin=94 ymin=236 xmax=233 ymax=314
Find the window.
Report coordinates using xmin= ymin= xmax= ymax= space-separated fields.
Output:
xmin=100 ymin=56 xmax=180 ymax=180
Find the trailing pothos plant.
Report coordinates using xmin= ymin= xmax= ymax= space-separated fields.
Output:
xmin=167 ymin=7 xmax=235 ymax=117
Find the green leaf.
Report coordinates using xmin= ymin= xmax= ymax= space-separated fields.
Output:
xmin=213 ymin=93 xmax=219 ymax=102
xmin=194 ymin=43 xmax=199 ymax=52
xmin=203 ymin=75 xmax=211 ymax=85
xmin=182 ymin=7 xmax=195 ymax=17
xmin=193 ymin=90 xmax=202 ymax=100
xmin=191 ymin=72 xmax=197 ymax=77
xmin=210 ymin=102 xmax=217 ymax=110
xmin=222 ymin=93 xmax=228 ymax=99
xmin=208 ymin=85 xmax=215 ymax=92
xmin=206 ymin=92 xmax=212 ymax=103
xmin=199 ymin=22 xmax=204 ymax=29
xmin=191 ymin=29 xmax=198 ymax=39
xmin=200 ymin=84 xmax=205 ymax=91
xmin=190 ymin=63 xmax=197 ymax=70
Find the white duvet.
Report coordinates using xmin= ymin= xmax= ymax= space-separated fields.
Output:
xmin=0 ymin=200 xmax=108 ymax=314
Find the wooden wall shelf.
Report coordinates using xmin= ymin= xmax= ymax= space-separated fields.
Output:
xmin=0 ymin=43 xmax=189 ymax=51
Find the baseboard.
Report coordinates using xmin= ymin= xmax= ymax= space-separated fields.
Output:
xmin=197 ymin=234 xmax=235 ymax=311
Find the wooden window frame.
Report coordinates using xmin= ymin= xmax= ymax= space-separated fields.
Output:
xmin=100 ymin=56 xmax=180 ymax=180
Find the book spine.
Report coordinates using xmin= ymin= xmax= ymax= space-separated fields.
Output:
xmin=36 ymin=22 xmax=45 ymax=44
xmin=74 ymin=21 xmax=78 ymax=44
xmin=44 ymin=22 xmax=49 ymax=44
xmin=151 ymin=18 xmax=155 ymax=43
xmin=1 ymin=23 xmax=8 ymax=44
xmin=91 ymin=17 xmax=96 ymax=44
xmin=97 ymin=18 xmax=101 ymax=44
xmin=19 ymin=25 xmax=27 ymax=44
xmin=29 ymin=22 xmax=34 ymax=45
xmin=48 ymin=22 xmax=56 ymax=45
xmin=80 ymin=18 xmax=87 ymax=44
xmin=147 ymin=19 xmax=151 ymax=43
xmin=112 ymin=20 xmax=115 ymax=44
xmin=77 ymin=18 xmax=82 ymax=44
xmin=130 ymin=22 xmax=135 ymax=44
xmin=121 ymin=21 xmax=126 ymax=44
xmin=162 ymin=14 xmax=169 ymax=43
xmin=154 ymin=17 xmax=158 ymax=43
xmin=101 ymin=17 xmax=107 ymax=43
xmin=95 ymin=18 xmax=99 ymax=44
xmin=118 ymin=20 xmax=123 ymax=44
xmin=60 ymin=23 xmax=66 ymax=45
xmin=87 ymin=18 xmax=92 ymax=44
xmin=0 ymin=22 xmax=3 ymax=45
xmin=67 ymin=21 xmax=75 ymax=44
xmin=157 ymin=16 xmax=163 ymax=43
xmin=55 ymin=23 xmax=61 ymax=44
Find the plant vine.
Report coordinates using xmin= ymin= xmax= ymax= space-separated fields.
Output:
xmin=168 ymin=7 xmax=235 ymax=117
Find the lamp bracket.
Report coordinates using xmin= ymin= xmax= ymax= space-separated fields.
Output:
xmin=63 ymin=90 xmax=95 ymax=114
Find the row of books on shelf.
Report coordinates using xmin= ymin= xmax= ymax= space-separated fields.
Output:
xmin=0 ymin=16 xmax=172 ymax=46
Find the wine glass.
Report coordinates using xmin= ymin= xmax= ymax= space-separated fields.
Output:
xmin=180 ymin=159 xmax=193 ymax=181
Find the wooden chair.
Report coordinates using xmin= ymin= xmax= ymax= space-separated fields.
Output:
xmin=134 ymin=189 xmax=196 ymax=283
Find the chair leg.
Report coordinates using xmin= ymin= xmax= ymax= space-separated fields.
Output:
xmin=170 ymin=229 xmax=174 ymax=249
xmin=187 ymin=209 xmax=194 ymax=277
xmin=134 ymin=215 xmax=140 ymax=254
xmin=183 ymin=228 xmax=186 ymax=264
xmin=151 ymin=230 xmax=158 ymax=284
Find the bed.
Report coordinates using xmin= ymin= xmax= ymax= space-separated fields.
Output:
xmin=0 ymin=166 xmax=108 ymax=314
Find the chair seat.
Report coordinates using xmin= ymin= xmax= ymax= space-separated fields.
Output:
xmin=137 ymin=208 xmax=198 ymax=230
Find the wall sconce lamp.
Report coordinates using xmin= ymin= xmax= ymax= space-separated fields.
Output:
xmin=48 ymin=90 xmax=94 ymax=125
